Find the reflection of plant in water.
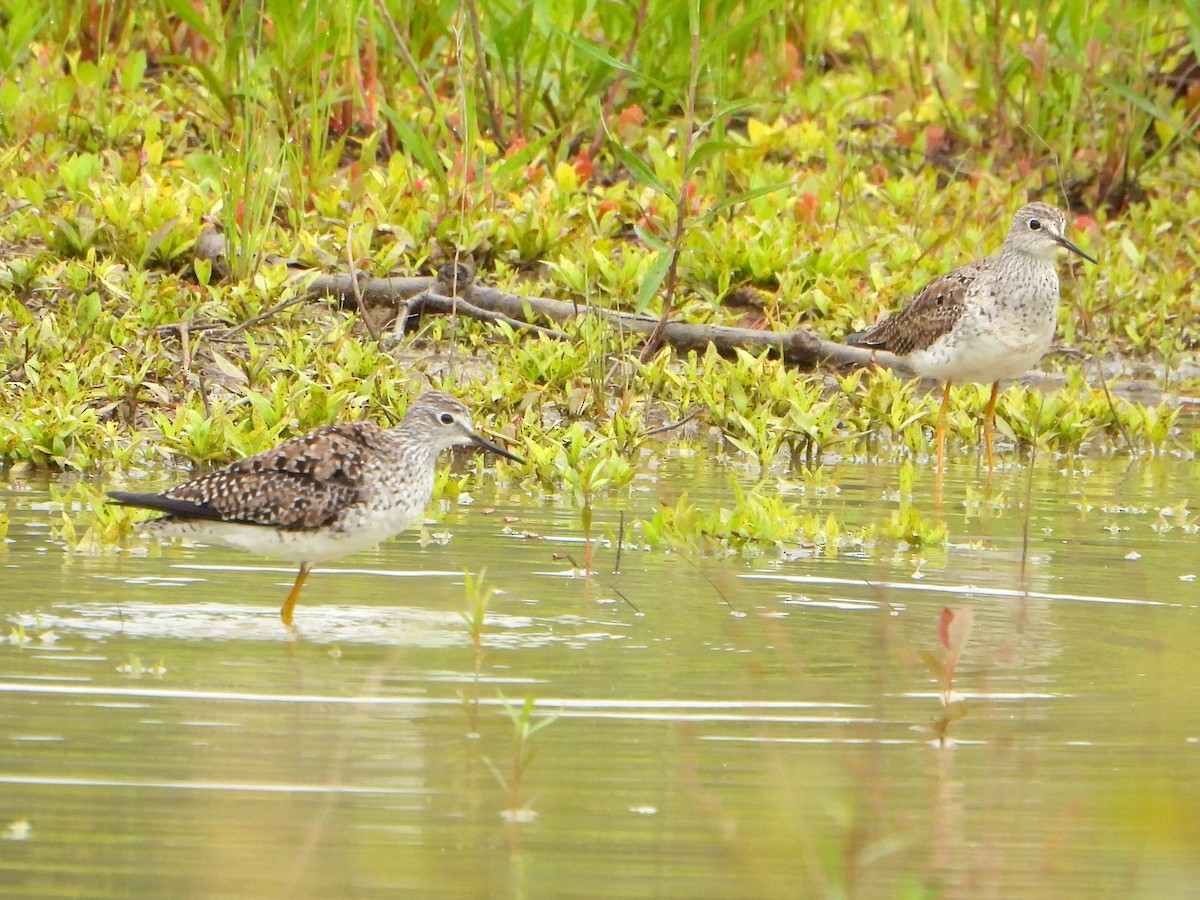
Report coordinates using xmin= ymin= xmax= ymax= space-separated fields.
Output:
xmin=116 ymin=655 xmax=167 ymax=678
xmin=919 ymin=606 xmax=973 ymax=747
xmin=487 ymin=695 xmax=558 ymax=824
xmin=459 ymin=570 xmax=497 ymax=736
xmin=961 ymin=485 xmax=1010 ymax=521
xmin=1152 ymin=500 xmax=1197 ymax=536
xmin=51 ymin=482 xmax=133 ymax=551
xmin=7 ymin=622 xmax=59 ymax=648
xmin=641 ymin=479 xmax=813 ymax=553
xmin=875 ymin=504 xmax=949 ymax=549
xmin=639 ymin=475 xmax=953 ymax=560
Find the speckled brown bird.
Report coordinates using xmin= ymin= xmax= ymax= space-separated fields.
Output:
xmin=110 ymin=391 xmax=522 ymax=626
xmin=846 ymin=202 xmax=1096 ymax=477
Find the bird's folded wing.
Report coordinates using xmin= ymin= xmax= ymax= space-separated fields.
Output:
xmin=113 ymin=472 xmax=360 ymax=529
xmin=112 ymin=422 xmax=388 ymax=529
xmin=846 ymin=261 xmax=984 ymax=355
xmin=222 ymin=422 xmax=389 ymax=484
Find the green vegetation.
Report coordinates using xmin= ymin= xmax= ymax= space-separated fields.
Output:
xmin=0 ymin=0 xmax=1196 ymax=500
xmin=489 ymin=694 xmax=557 ymax=824
xmin=460 ymin=568 xmax=497 ymax=735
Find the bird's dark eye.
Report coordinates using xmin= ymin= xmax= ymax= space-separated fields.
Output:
xmin=1028 ymin=219 xmax=1042 ymax=231
xmin=439 ymin=412 xmax=454 ymax=425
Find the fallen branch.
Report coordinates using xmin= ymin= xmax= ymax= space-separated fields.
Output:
xmin=397 ymin=290 xmax=570 ymax=341
xmin=300 ymin=270 xmax=916 ymax=375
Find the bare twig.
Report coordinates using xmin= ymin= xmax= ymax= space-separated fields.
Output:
xmin=197 ymin=368 xmax=212 ymax=419
xmin=222 ymin=291 xmax=317 ymax=338
xmin=588 ymin=0 xmax=650 ymax=158
xmin=676 ymin=547 xmax=741 ymax=615
xmin=640 ymin=407 xmax=703 ymax=438
xmin=402 ymin=289 xmax=570 ymax=340
xmin=0 ymin=200 xmax=32 ymax=224
xmin=346 ymin=224 xmax=382 ymax=342
xmin=179 ymin=315 xmax=192 ymax=375
xmin=614 ymin=510 xmax=625 ymax=575
xmin=156 ymin=321 xmax=224 ymax=345
xmin=465 ymin=0 xmax=507 ymax=150
xmin=640 ymin=11 xmax=700 ymax=361
xmin=376 ymin=0 xmax=461 ymax=141
xmin=1096 ymin=362 xmax=1134 ymax=452
xmin=612 ymin=587 xmax=641 ymax=614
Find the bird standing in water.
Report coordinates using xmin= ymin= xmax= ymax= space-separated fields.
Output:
xmin=110 ymin=391 xmax=522 ymax=625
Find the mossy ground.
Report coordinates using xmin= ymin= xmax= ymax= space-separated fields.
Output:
xmin=0 ymin=2 xmax=1196 ymax=491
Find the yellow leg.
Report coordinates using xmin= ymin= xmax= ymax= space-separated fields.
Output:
xmin=983 ymin=381 xmax=1000 ymax=476
xmin=280 ymin=564 xmax=311 ymax=626
xmin=935 ymin=380 xmax=953 ymax=482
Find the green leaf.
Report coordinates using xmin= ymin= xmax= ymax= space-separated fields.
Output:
xmin=119 ymin=50 xmax=147 ymax=91
xmin=140 ymin=218 xmax=179 ymax=269
xmin=636 ymin=226 xmax=672 ymax=253
xmin=697 ymin=180 xmax=794 ymax=225
xmin=489 ymin=131 xmax=558 ymax=184
xmin=382 ymin=108 xmax=448 ymax=188
xmin=76 ymin=293 xmax=101 ymax=328
xmin=635 ymin=250 xmax=674 ymax=313
xmin=194 ymin=257 xmax=212 ymax=287
xmin=0 ymin=5 xmax=50 ymax=78
xmin=701 ymin=96 xmax=772 ymax=128
xmin=697 ymin=7 xmax=776 ymax=66
xmin=688 ymin=139 xmax=744 ymax=168
xmin=943 ymin=700 xmax=970 ymax=722
xmin=919 ymin=649 xmax=946 ymax=682
xmin=185 ymin=151 xmax=223 ymax=183
xmin=554 ymin=30 xmax=671 ymax=94
xmin=609 ymin=142 xmax=673 ymax=197
xmin=1098 ymin=77 xmax=1198 ymax=147
xmin=156 ymin=56 xmax=232 ymax=115
xmin=158 ymin=0 xmax=218 ymax=45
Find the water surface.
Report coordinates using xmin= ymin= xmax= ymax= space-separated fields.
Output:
xmin=2 ymin=441 xmax=1198 ymax=897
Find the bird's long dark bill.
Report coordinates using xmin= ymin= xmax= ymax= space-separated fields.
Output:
xmin=1056 ymin=234 xmax=1097 ymax=264
xmin=470 ymin=433 xmax=524 ymax=463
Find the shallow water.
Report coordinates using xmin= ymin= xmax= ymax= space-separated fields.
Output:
xmin=2 ymin=440 xmax=1199 ymax=898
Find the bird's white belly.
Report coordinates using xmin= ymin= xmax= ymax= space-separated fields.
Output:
xmin=150 ymin=502 xmax=427 ymax=565
xmin=908 ymin=321 xmax=1053 ymax=384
